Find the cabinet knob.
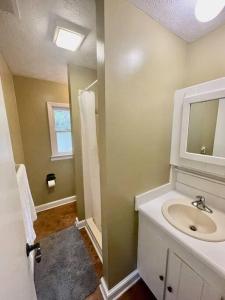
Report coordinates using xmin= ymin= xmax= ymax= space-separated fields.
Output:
xmin=167 ymin=286 xmax=173 ymax=293
xmin=159 ymin=275 xmax=164 ymax=281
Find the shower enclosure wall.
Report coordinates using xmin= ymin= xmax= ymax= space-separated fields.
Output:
xmin=78 ymin=81 xmax=102 ymax=258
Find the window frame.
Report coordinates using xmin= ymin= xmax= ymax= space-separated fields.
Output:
xmin=47 ymin=102 xmax=73 ymax=161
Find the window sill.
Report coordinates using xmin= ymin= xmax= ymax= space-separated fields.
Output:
xmin=51 ymin=154 xmax=73 ymax=161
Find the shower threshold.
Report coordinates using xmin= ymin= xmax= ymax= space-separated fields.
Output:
xmin=86 ymin=217 xmax=102 ymax=262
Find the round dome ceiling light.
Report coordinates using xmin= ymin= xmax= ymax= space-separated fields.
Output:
xmin=195 ymin=0 xmax=225 ymax=22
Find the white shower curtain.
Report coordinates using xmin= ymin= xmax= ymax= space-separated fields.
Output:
xmin=79 ymin=90 xmax=101 ymax=231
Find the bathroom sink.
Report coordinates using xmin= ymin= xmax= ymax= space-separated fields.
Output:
xmin=162 ymin=199 xmax=225 ymax=242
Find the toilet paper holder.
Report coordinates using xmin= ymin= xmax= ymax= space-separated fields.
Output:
xmin=46 ymin=173 xmax=56 ymax=185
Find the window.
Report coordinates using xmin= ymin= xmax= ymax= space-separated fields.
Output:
xmin=47 ymin=102 xmax=73 ymax=160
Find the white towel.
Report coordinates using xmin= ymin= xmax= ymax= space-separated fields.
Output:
xmin=16 ymin=164 xmax=37 ymax=244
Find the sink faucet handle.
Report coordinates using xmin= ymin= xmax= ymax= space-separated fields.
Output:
xmin=196 ymin=195 xmax=205 ymax=201
xmin=192 ymin=195 xmax=212 ymax=213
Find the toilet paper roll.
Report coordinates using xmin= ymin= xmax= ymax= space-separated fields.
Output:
xmin=48 ymin=180 xmax=55 ymax=188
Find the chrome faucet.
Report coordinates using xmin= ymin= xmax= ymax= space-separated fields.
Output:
xmin=192 ymin=195 xmax=213 ymax=214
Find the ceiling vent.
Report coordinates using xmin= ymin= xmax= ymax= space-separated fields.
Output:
xmin=0 ymin=0 xmax=20 ymax=18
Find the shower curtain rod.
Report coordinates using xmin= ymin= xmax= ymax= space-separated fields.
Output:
xmin=84 ymin=79 xmax=98 ymax=91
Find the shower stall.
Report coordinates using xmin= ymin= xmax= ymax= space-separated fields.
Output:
xmin=78 ymin=80 xmax=102 ymax=259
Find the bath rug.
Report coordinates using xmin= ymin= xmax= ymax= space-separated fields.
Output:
xmin=34 ymin=226 xmax=98 ymax=300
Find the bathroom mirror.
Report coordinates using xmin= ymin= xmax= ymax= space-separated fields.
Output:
xmin=180 ymin=88 xmax=225 ymax=166
xmin=187 ymin=98 xmax=225 ymax=158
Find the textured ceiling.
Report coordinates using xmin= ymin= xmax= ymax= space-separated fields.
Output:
xmin=2 ymin=0 xmax=225 ymax=83
xmin=0 ymin=0 xmax=96 ymax=83
xmin=130 ymin=0 xmax=225 ymax=42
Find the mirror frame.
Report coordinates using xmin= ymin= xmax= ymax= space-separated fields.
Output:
xmin=180 ymin=88 xmax=225 ymax=166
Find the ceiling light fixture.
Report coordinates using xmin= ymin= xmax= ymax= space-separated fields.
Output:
xmin=195 ymin=0 xmax=225 ymax=22
xmin=54 ymin=26 xmax=85 ymax=51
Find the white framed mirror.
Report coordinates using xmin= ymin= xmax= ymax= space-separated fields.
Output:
xmin=180 ymin=88 xmax=225 ymax=166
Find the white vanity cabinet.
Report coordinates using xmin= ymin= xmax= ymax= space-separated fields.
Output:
xmin=138 ymin=214 xmax=168 ymax=300
xmin=138 ymin=213 xmax=223 ymax=300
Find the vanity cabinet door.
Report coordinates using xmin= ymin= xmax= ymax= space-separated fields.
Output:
xmin=165 ymin=253 xmax=203 ymax=300
xmin=165 ymin=252 xmax=182 ymax=300
xmin=138 ymin=215 xmax=168 ymax=300
xmin=201 ymin=282 xmax=222 ymax=300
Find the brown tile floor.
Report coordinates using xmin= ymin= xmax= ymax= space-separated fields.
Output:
xmin=34 ymin=202 xmax=77 ymax=240
xmin=34 ymin=202 xmax=155 ymax=300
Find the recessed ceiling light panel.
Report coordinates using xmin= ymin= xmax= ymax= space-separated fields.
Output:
xmin=195 ymin=0 xmax=225 ymax=22
xmin=54 ymin=26 xmax=85 ymax=51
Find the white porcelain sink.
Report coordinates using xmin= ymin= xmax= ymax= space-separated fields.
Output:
xmin=162 ymin=199 xmax=225 ymax=242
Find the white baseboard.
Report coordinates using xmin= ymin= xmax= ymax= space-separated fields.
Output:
xmin=36 ymin=195 xmax=76 ymax=213
xmin=99 ymin=270 xmax=140 ymax=300
xmin=75 ymin=217 xmax=103 ymax=263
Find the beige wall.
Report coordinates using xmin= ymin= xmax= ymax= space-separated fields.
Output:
xmin=68 ymin=65 xmax=97 ymax=219
xmin=97 ymin=0 xmax=187 ymax=288
xmin=13 ymin=76 xmax=75 ymax=206
xmin=0 ymin=53 xmax=24 ymax=163
xmin=186 ymin=23 xmax=225 ymax=86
